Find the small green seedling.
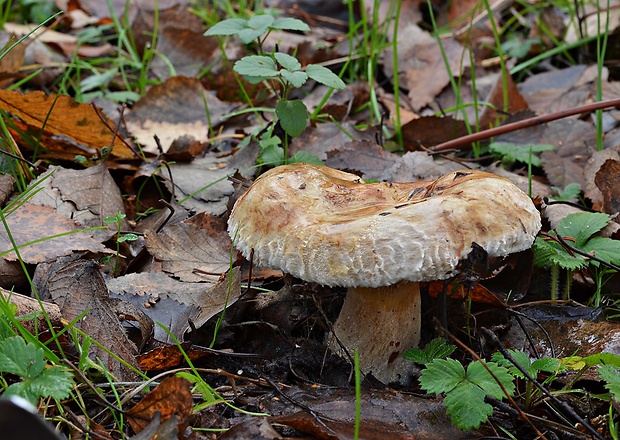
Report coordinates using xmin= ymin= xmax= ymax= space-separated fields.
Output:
xmin=403 ymin=337 xmax=456 ymax=365
xmin=550 ymin=182 xmax=582 ymax=202
xmin=205 ymin=13 xmax=346 ymax=165
xmin=488 ymin=142 xmax=554 ymax=168
xmin=491 ymin=349 xmax=561 ymax=411
xmin=419 ymin=357 xmax=515 ymax=430
xmin=533 ymin=212 xmax=620 ymax=303
xmin=103 ymin=212 xmax=139 ymax=276
xmin=0 ymin=335 xmax=73 ymax=404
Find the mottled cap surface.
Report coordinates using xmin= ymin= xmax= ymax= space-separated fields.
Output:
xmin=228 ymin=164 xmax=541 ymax=288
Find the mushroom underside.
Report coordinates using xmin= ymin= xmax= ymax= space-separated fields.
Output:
xmin=329 ymin=280 xmax=421 ymax=385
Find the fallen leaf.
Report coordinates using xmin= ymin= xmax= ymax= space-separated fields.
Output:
xmin=108 ymin=268 xmax=241 ymax=341
xmin=145 ymin=212 xmax=233 ymax=282
xmin=32 ymin=258 xmax=141 ymax=380
xmin=595 ymin=159 xmax=620 ymax=215
xmin=218 ymin=418 xmax=282 ymax=439
xmin=387 ymin=24 xmax=470 ymax=111
xmin=0 ymin=89 xmax=134 ymax=161
xmin=125 ymin=76 xmax=234 ymax=153
xmin=126 ymin=376 xmax=193 ymax=435
xmin=401 ymin=116 xmax=469 ymax=150
xmin=0 ymin=204 xmax=110 ymax=263
xmin=131 ymin=5 xmax=220 ymax=80
xmin=28 ymin=164 xmax=129 ymax=240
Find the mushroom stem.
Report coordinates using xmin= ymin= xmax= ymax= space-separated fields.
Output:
xmin=330 ymin=280 xmax=421 ymax=385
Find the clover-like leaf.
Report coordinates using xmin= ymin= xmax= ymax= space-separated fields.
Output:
xmin=203 ymin=18 xmax=247 ymax=37
xmin=306 ymin=64 xmax=346 ymax=90
xmin=276 ymin=99 xmax=308 ymax=137
xmin=581 ymin=237 xmax=620 ymax=266
xmin=289 ymin=150 xmax=324 ymax=165
xmin=0 ymin=336 xmax=45 ymax=378
xmin=234 ymin=55 xmax=278 ymax=78
xmin=271 ymin=17 xmax=310 ymax=32
xmin=274 ymin=52 xmax=301 ymax=71
xmin=280 ymin=70 xmax=308 ymax=88
xmin=599 ymin=365 xmax=620 ymax=399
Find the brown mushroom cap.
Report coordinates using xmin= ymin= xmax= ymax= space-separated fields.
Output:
xmin=228 ymin=164 xmax=541 ymax=287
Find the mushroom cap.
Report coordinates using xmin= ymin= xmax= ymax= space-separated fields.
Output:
xmin=228 ymin=164 xmax=541 ymax=288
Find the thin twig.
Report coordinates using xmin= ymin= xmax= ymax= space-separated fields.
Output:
xmin=481 ymin=327 xmax=606 ymax=440
xmin=432 ymin=98 xmax=620 ymax=152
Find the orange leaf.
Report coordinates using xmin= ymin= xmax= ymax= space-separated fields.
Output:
xmin=126 ymin=376 xmax=193 ymax=435
xmin=0 ymin=89 xmax=134 ymax=160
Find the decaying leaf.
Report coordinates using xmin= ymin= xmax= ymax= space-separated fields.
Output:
xmin=0 ymin=203 xmax=111 ymax=263
xmin=125 ymin=76 xmax=234 ymax=153
xmin=0 ymin=89 xmax=134 ymax=161
xmin=32 ymin=258 xmax=141 ymax=380
xmin=595 ymin=159 xmax=620 ymax=215
xmin=145 ymin=212 xmax=233 ymax=282
xmin=108 ymin=268 xmax=241 ymax=341
xmin=28 ymin=164 xmax=129 ymax=240
xmin=126 ymin=376 xmax=193 ymax=435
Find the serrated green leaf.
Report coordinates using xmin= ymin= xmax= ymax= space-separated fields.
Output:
xmin=581 ymin=237 xmax=620 ymax=266
xmin=0 ymin=336 xmax=45 ymax=378
xmin=551 ymin=183 xmax=582 ymax=201
xmin=234 ymin=56 xmax=278 ymax=78
xmin=531 ymin=357 xmax=561 ymax=374
xmin=443 ymin=380 xmax=492 ymax=430
xmin=599 ymin=365 xmax=620 ymax=399
xmin=491 ymin=349 xmax=532 ymax=378
xmin=203 ymin=18 xmax=247 ymax=37
xmin=3 ymin=366 xmax=73 ymax=404
xmin=271 ymin=17 xmax=310 ymax=31
xmin=419 ymin=358 xmax=465 ymax=394
xmin=403 ymin=338 xmax=456 ymax=364
xmin=276 ymin=99 xmax=308 ymax=137
xmin=488 ymin=142 xmax=553 ymax=167
xmin=533 ymin=236 xmax=587 ymax=270
xmin=274 ymin=52 xmax=301 ymax=71
xmin=306 ymin=64 xmax=346 ymax=89
xmin=557 ymin=212 xmax=610 ymax=248
xmin=467 ymin=361 xmax=515 ymax=399
xmin=280 ymin=70 xmax=308 ymax=88
xmin=289 ymin=150 xmax=324 ymax=165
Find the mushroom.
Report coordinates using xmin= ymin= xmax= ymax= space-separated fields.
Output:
xmin=228 ymin=164 xmax=541 ymax=384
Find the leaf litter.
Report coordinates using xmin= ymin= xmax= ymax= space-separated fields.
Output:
xmin=2 ymin=1 xmax=620 ymax=438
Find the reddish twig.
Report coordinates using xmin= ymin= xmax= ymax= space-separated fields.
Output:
xmin=432 ymin=98 xmax=620 ymax=152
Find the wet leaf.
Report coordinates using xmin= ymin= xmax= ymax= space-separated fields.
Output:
xmin=127 ymin=376 xmax=193 ymax=435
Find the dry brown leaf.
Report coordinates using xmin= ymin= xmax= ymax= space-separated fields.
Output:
xmin=131 ymin=5 xmax=220 ymax=80
xmin=595 ymin=159 xmax=620 ymax=215
xmin=28 ymin=164 xmax=129 ymax=240
xmin=108 ymin=268 xmax=241 ymax=341
xmin=126 ymin=376 xmax=193 ymax=435
xmin=0 ymin=174 xmax=15 ymax=206
xmin=145 ymin=212 xmax=232 ymax=283
xmin=32 ymin=258 xmax=141 ymax=380
xmin=401 ymin=116 xmax=469 ymax=150
xmin=0 ymin=89 xmax=134 ymax=161
xmin=0 ymin=203 xmax=110 ymax=263
xmin=324 ymin=139 xmax=400 ymax=180
xmin=162 ymin=149 xmax=257 ymax=215
xmin=125 ymin=76 xmax=234 ymax=153
xmin=387 ymin=24 xmax=470 ymax=111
